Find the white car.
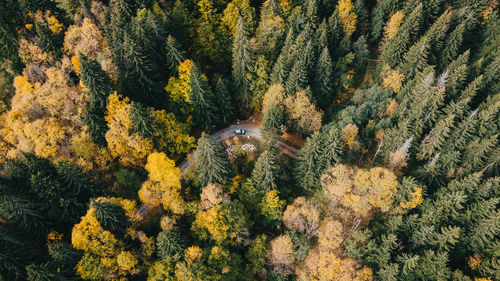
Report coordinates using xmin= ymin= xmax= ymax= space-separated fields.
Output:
xmin=235 ymin=129 xmax=246 ymax=135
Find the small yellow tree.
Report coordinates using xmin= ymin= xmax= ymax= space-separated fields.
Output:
xmin=138 ymin=152 xmax=185 ymax=214
xmin=338 ymin=0 xmax=357 ymax=37
xmin=384 ymin=11 xmax=404 ymax=40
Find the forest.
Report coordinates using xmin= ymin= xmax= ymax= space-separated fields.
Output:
xmin=0 ymin=0 xmax=498 ymax=280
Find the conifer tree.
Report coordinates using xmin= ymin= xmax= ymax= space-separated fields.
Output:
xmin=381 ymin=4 xmax=423 ymax=68
xmin=232 ymin=18 xmax=254 ymax=108
xmin=399 ymin=36 xmax=430 ymax=80
xmin=122 ymin=33 xmax=160 ymax=105
xmin=35 ymin=14 xmax=60 ymax=59
xmin=251 ymin=150 xmax=282 ymax=193
xmin=417 ymin=113 xmax=455 ymax=161
xmin=313 ymin=47 xmax=334 ymax=109
xmin=190 ymin=63 xmax=218 ymax=129
xmin=129 ymin=101 xmax=155 ymax=139
xmin=195 ymin=133 xmax=233 ymax=186
xmin=214 ymin=76 xmax=234 ymax=126
xmin=90 ymin=200 xmax=128 ymax=238
xmin=26 ymin=263 xmax=66 ymax=281
xmin=79 ymin=54 xmax=112 ymax=146
xmin=440 ymin=21 xmax=466 ymax=68
xmin=165 ymin=35 xmax=185 ymax=76
xmin=369 ymin=0 xmax=393 ymax=43
xmin=295 ymin=131 xmax=327 ymax=192
xmin=262 ymin=105 xmax=285 ymax=137
xmin=250 ymin=56 xmax=271 ymax=111
xmin=425 ymin=9 xmax=452 ymax=67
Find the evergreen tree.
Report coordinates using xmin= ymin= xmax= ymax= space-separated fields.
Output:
xmin=399 ymin=36 xmax=430 ymax=80
xmin=26 ymin=263 xmax=66 ymax=281
xmin=129 ymin=101 xmax=155 ymax=139
xmin=35 ymin=15 xmax=60 ymax=59
xmin=313 ymin=47 xmax=334 ymax=109
xmin=381 ymin=4 xmax=423 ymax=68
xmin=165 ymin=35 xmax=185 ymax=76
xmin=251 ymin=150 xmax=282 ymax=193
xmin=262 ymin=105 xmax=286 ymax=137
xmin=425 ymin=9 xmax=452 ymax=67
xmin=90 ymin=200 xmax=128 ymax=238
xmin=440 ymin=21 xmax=466 ymax=68
xmin=156 ymin=231 xmax=187 ymax=261
xmin=250 ymin=56 xmax=271 ymax=111
xmin=232 ymin=18 xmax=254 ymax=108
xmin=79 ymin=54 xmax=112 ymax=146
xmin=295 ymin=131 xmax=327 ymax=192
xmin=195 ymin=133 xmax=233 ymax=186
xmin=190 ymin=63 xmax=218 ymax=129
xmin=214 ymin=76 xmax=234 ymax=126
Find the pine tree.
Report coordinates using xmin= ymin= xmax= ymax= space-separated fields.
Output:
xmin=295 ymin=131 xmax=327 ymax=192
xmin=251 ymin=150 xmax=282 ymax=192
xmin=425 ymin=9 xmax=452 ymax=67
xmin=165 ymin=35 xmax=185 ymax=76
xmin=232 ymin=18 xmax=254 ymax=108
xmin=156 ymin=231 xmax=187 ymax=261
xmin=90 ymin=200 xmax=128 ymax=238
xmin=79 ymin=54 xmax=112 ymax=146
xmin=270 ymin=28 xmax=294 ymax=84
xmin=322 ymin=127 xmax=345 ymax=165
xmin=305 ymin=0 xmax=319 ymax=27
xmin=250 ymin=56 xmax=270 ymax=111
xmin=122 ymin=32 xmax=160 ymax=105
xmin=352 ymin=35 xmax=369 ymax=73
xmin=195 ymin=133 xmax=233 ymax=186
xmin=381 ymin=3 xmax=423 ymax=68
xmin=423 ymin=0 xmax=446 ymax=23
xmin=190 ymin=63 xmax=218 ymax=129
xmin=214 ymin=76 xmax=234 ymax=126
xmin=26 ymin=263 xmax=66 ymax=281
xmin=328 ymin=8 xmax=344 ymax=51
xmin=129 ymin=101 xmax=155 ymax=139
xmin=369 ymin=0 xmax=393 ymax=43
xmin=313 ymin=47 xmax=334 ymax=109
xmin=417 ymin=113 xmax=455 ymax=161
xmin=440 ymin=21 xmax=466 ymax=68
xmin=399 ymin=36 xmax=430 ymax=80
xmin=35 ymin=14 xmax=59 ymax=59
xmin=262 ymin=105 xmax=285 ymax=137
xmin=444 ymin=50 xmax=469 ymax=97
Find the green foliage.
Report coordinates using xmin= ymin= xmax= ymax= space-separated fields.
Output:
xmin=232 ymin=19 xmax=254 ymax=108
xmin=195 ymin=133 xmax=233 ymax=186
xmin=90 ymin=200 xmax=128 ymax=238
xmin=156 ymin=231 xmax=187 ymax=261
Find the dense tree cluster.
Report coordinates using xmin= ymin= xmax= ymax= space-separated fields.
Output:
xmin=0 ymin=0 xmax=498 ymax=280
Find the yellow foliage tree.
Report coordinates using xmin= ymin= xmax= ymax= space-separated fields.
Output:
xmin=166 ymin=59 xmax=192 ymax=105
xmin=64 ymin=18 xmax=115 ymax=74
xmin=384 ymin=11 xmax=404 ymax=40
xmin=267 ymin=235 xmax=295 ymax=273
xmin=72 ymin=204 xmax=140 ymax=280
xmin=138 ymin=152 xmax=185 ymax=214
xmin=296 ymin=247 xmax=373 ymax=281
xmin=341 ymin=124 xmax=360 ymax=150
xmin=222 ymin=0 xmax=256 ymax=35
xmin=321 ymin=164 xmax=399 ymax=217
xmin=105 ymin=93 xmax=153 ymax=166
xmin=284 ymin=90 xmax=323 ymax=134
xmin=282 ymin=197 xmax=320 ymax=238
xmin=262 ymin=83 xmax=286 ymax=112
xmin=381 ymin=64 xmax=405 ymax=93
xmin=338 ymin=0 xmax=357 ymax=37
